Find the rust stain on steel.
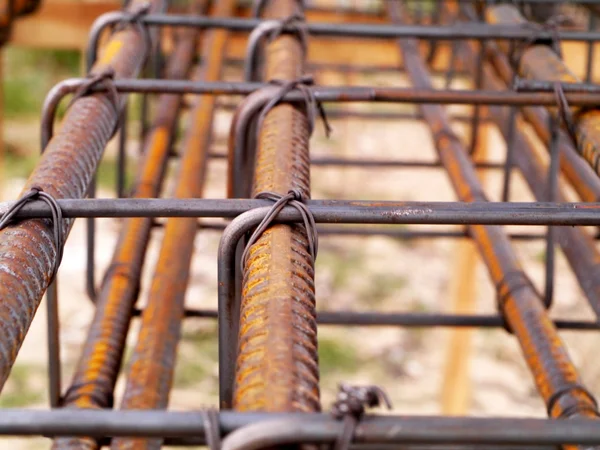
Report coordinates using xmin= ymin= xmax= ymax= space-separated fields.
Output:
xmin=51 ymin=9 xmax=205 ymax=450
xmin=480 ymin=57 xmax=600 ymax=325
xmin=486 ymin=4 xmax=600 ymax=178
xmin=234 ymin=0 xmax=320 ymax=413
xmin=0 ymin=0 xmax=166 ymax=396
xmin=388 ymin=2 xmax=599 ymax=421
xmin=110 ymin=1 xmax=234 ymax=448
xmin=482 ymin=39 xmax=600 ymax=203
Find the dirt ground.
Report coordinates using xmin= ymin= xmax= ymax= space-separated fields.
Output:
xmin=3 ymin=38 xmax=600 ymax=450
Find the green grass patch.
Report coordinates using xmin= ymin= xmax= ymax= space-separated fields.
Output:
xmin=0 ymin=365 xmax=44 ymax=408
xmin=4 ymin=48 xmax=81 ymax=119
xmin=319 ymin=337 xmax=359 ymax=376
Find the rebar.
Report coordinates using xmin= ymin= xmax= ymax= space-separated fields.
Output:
xmin=3 ymin=0 xmax=600 ymax=448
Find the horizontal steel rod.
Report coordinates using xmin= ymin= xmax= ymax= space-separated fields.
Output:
xmin=1 ymin=410 xmax=600 ymax=445
xmin=47 ymin=78 xmax=600 ymax=106
xmin=129 ymin=308 xmax=600 ymax=330
xmin=2 ymin=199 xmax=600 ymax=225
xmin=90 ymin=12 xmax=600 ymax=41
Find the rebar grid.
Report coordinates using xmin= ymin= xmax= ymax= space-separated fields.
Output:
xmin=2 ymin=0 xmax=600 ymax=448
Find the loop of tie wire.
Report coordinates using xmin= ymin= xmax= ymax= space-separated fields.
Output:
xmin=546 ymin=383 xmax=600 ymax=419
xmin=114 ymin=1 xmax=152 ymax=65
xmin=241 ymin=189 xmax=318 ymax=272
xmin=266 ymin=13 xmax=309 ymax=55
xmin=256 ymin=75 xmax=332 ymax=140
xmin=330 ymin=383 xmax=393 ymax=450
xmin=67 ymin=67 xmax=120 ymax=115
xmin=0 ymin=187 xmax=65 ymax=281
xmin=494 ymin=270 xmax=539 ymax=333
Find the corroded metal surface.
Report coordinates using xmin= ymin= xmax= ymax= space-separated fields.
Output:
xmin=51 ymin=6 xmax=203 ymax=450
xmin=0 ymin=0 xmax=166 ymax=397
xmin=388 ymin=1 xmax=599 ymax=421
xmin=110 ymin=1 xmax=234 ymax=449
xmin=487 ymin=4 xmax=600 ymax=178
xmin=233 ymin=0 xmax=320 ymax=413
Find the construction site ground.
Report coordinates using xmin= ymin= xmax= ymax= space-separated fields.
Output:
xmin=2 ymin=44 xmax=600 ymax=450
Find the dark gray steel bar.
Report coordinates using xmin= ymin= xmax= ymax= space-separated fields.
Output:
xmin=2 ymin=198 xmax=600 ymax=225
xmin=1 ymin=409 xmax=600 ymax=445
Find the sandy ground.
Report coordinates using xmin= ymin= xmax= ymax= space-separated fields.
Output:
xmin=2 ymin=54 xmax=600 ymax=450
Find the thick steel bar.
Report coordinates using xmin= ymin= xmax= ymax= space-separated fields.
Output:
xmin=51 ymin=14 xmax=202 ymax=450
xmin=457 ymin=16 xmax=600 ymax=203
xmin=486 ymin=4 xmax=600 ymax=178
xmin=3 ymin=198 xmax=600 ymax=225
xmin=0 ymin=0 xmax=165 ymax=394
xmin=110 ymin=2 xmax=233 ymax=449
xmin=388 ymin=1 xmax=600 ymax=420
xmin=2 ymin=410 xmax=600 ymax=445
xmin=460 ymin=45 xmax=600 ymax=319
xmin=232 ymin=0 xmax=320 ymax=414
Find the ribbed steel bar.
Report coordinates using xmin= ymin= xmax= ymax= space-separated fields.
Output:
xmin=110 ymin=1 xmax=233 ymax=449
xmin=0 ymin=0 xmax=166 ymax=397
xmin=486 ymin=4 xmax=600 ymax=178
xmin=232 ymin=0 xmax=320 ymax=413
xmin=51 ymin=9 xmax=203 ymax=450
xmin=460 ymin=19 xmax=600 ymax=202
xmin=388 ymin=1 xmax=600 ymax=421
xmin=457 ymin=36 xmax=600 ymax=319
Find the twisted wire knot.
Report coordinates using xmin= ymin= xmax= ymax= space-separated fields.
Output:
xmin=241 ymin=189 xmax=318 ymax=272
xmin=0 ymin=186 xmax=65 ymax=280
xmin=256 ymin=75 xmax=332 ymax=140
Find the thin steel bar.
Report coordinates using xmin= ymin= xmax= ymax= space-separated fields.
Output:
xmin=53 ymin=17 xmax=201 ymax=450
xmin=86 ymin=12 xmax=600 ymax=69
xmin=2 ymin=410 xmax=600 ymax=445
xmin=111 ymin=1 xmax=232 ymax=448
xmin=0 ymin=0 xmax=165 ymax=393
xmin=2 ymin=198 xmax=600 ymax=225
xmin=501 ymin=106 xmax=517 ymax=202
xmin=543 ymin=114 xmax=559 ymax=309
xmin=486 ymin=4 xmax=600 ymax=178
xmin=46 ymin=280 xmax=61 ymax=409
xmin=458 ymin=40 xmax=600 ymax=320
xmin=209 ymin=150 xmax=506 ymax=169
xmin=389 ymin=0 xmax=600 ymax=420
xmin=587 ymin=13 xmax=596 ymax=83
xmin=130 ymin=307 xmax=600 ymax=331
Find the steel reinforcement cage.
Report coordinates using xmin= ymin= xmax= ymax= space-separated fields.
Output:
xmin=2 ymin=0 xmax=600 ymax=448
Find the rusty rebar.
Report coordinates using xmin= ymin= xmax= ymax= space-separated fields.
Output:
xmin=51 ymin=6 xmax=204 ymax=450
xmin=387 ymin=1 xmax=599 ymax=421
xmin=461 ymin=43 xmax=600 ymax=320
xmin=0 ymin=0 xmax=166 ymax=398
xmin=109 ymin=1 xmax=234 ymax=449
xmin=233 ymin=0 xmax=320 ymax=413
xmin=486 ymin=4 xmax=600 ymax=178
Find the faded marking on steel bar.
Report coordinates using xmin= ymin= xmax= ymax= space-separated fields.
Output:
xmin=111 ymin=2 xmax=233 ymax=449
xmin=51 ymin=13 xmax=202 ymax=450
xmin=486 ymin=4 xmax=600 ymax=179
xmin=0 ymin=0 xmax=165 ymax=396
xmin=233 ymin=0 xmax=320 ymax=414
xmin=388 ymin=1 xmax=600 ymax=421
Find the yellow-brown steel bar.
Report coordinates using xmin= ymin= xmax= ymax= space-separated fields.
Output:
xmin=0 ymin=0 xmax=40 ymax=44
xmin=387 ymin=1 xmax=599 ymax=421
xmin=109 ymin=1 xmax=234 ymax=449
xmin=0 ymin=0 xmax=165 ymax=394
xmin=233 ymin=0 xmax=320 ymax=413
xmin=446 ymin=18 xmax=600 ymax=320
xmin=51 ymin=6 xmax=205 ymax=450
xmin=486 ymin=4 xmax=600 ymax=178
